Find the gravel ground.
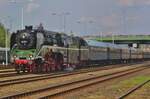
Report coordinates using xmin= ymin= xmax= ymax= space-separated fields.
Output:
xmin=0 ymin=64 xmax=139 ymax=81
xmin=0 ymin=64 xmax=125 ymax=81
xmin=0 ymin=71 xmax=15 ymax=75
xmin=75 ymin=68 xmax=150 ymax=99
xmin=0 ymin=73 xmax=47 ymax=81
xmin=0 ymin=65 xmax=14 ymax=70
xmin=126 ymin=81 xmax=150 ymax=99
xmin=0 ymin=64 xmax=143 ymax=97
xmin=0 ymin=69 xmax=15 ymax=72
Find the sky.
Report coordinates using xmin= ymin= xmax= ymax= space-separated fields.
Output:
xmin=0 ymin=0 xmax=150 ymax=36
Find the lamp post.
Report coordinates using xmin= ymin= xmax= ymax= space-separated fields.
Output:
xmin=63 ymin=12 xmax=70 ymax=33
xmin=9 ymin=0 xmax=24 ymax=29
xmin=77 ymin=19 xmax=93 ymax=35
xmin=107 ymin=32 xmax=115 ymax=44
xmin=112 ymin=33 xmax=115 ymax=44
xmin=110 ymin=32 xmax=115 ymax=44
xmin=5 ymin=28 xmax=8 ymax=65
xmin=77 ymin=20 xmax=88 ymax=34
xmin=51 ymin=12 xmax=70 ymax=33
xmin=21 ymin=7 xmax=24 ymax=29
xmin=100 ymin=32 xmax=103 ymax=42
xmin=51 ymin=12 xmax=63 ymax=32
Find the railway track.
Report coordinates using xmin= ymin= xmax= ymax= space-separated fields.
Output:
xmin=0 ymin=69 xmax=15 ymax=73
xmin=0 ymin=72 xmax=18 ymax=78
xmin=0 ymin=69 xmax=18 ymax=78
xmin=0 ymin=66 xmax=13 ymax=69
xmin=0 ymin=65 xmax=149 ymax=99
xmin=0 ymin=63 xmax=143 ymax=79
xmin=0 ymin=63 xmax=131 ymax=87
xmin=0 ymin=72 xmax=30 ymax=78
xmin=118 ymin=79 xmax=150 ymax=99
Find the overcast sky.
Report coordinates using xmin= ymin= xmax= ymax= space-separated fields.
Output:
xmin=0 ymin=0 xmax=150 ymax=35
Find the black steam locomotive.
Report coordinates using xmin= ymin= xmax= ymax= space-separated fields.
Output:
xmin=10 ymin=26 xmax=150 ymax=73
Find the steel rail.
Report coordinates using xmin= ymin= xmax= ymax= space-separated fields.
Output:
xmin=0 ymin=69 xmax=14 ymax=73
xmin=0 ymin=64 xmax=129 ymax=87
xmin=118 ymin=79 xmax=150 ymax=99
xmin=0 ymin=66 xmax=149 ymax=99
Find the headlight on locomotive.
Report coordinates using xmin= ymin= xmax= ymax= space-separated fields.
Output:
xmin=10 ymin=55 xmax=19 ymax=63
xmin=28 ymin=54 xmax=33 ymax=59
xmin=13 ymin=55 xmax=17 ymax=58
xmin=29 ymin=55 xmax=33 ymax=58
xmin=13 ymin=55 xmax=19 ymax=60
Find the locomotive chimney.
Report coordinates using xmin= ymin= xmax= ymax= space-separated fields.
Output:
xmin=25 ymin=26 xmax=33 ymax=30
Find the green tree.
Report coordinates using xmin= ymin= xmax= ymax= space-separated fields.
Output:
xmin=0 ymin=23 xmax=9 ymax=47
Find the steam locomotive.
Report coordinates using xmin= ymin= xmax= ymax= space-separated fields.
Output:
xmin=10 ymin=26 xmax=150 ymax=73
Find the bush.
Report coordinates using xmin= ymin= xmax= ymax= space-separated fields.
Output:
xmin=0 ymin=23 xmax=7 ymax=47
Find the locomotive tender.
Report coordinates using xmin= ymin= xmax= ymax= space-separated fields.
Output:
xmin=10 ymin=26 xmax=150 ymax=73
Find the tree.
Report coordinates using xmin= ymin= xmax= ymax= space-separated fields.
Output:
xmin=0 ymin=23 xmax=8 ymax=47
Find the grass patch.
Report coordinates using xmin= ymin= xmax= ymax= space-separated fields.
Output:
xmin=109 ymin=76 xmax=150 ymax=93
xmin=79 ymin=75 xmax=150 ymax=99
